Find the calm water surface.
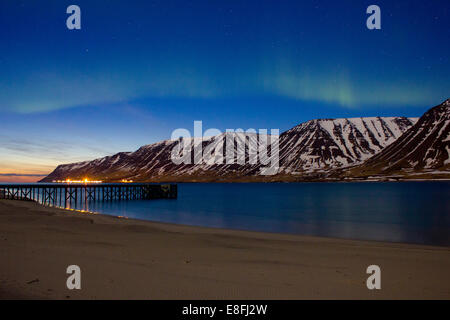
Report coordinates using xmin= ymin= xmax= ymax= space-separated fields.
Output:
xmin=4 ymin=182 xmax=448 ymax=246
xmin=60 ymin=181 xmax=450 ymax=246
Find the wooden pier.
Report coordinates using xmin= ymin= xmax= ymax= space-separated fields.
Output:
xmin=0 ymin=183 xmax=177 ymax=207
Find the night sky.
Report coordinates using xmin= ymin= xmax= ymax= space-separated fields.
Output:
xmin=0 ymin=0 xmax=449 ymax=181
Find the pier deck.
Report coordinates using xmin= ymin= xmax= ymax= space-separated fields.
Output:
xmin=0 ymin=183 xmax=177 ymax=208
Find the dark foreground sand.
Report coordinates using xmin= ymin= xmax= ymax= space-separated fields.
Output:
xmin=0 ymin=199 xmax=449 ymax=299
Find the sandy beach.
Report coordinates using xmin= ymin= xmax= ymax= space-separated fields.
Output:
xmin=0 ymin=199 xmax=449 ymax=299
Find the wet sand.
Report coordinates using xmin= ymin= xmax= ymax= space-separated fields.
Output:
xmin=0 ymin=199 xmax=449 ymax=299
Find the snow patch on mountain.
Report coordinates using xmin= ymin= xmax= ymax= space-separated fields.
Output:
xmin=278 ymin=117 xmax=417 ymax=173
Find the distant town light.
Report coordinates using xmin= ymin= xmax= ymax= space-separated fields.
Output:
xmin=52 ymin=178 xmax=103 ymax=184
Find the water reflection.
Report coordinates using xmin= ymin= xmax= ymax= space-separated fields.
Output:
xmin=40 ymin=182 xmax=450 ymax=246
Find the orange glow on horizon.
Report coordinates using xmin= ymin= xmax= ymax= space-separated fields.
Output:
xmin=0 ymin=175 xmax=44 ymax=183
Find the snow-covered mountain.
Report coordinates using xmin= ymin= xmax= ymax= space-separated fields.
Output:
xmin=42 ymin=114 xmax=420 ymax=182
xmin=349 ymin=99 xmax=450 ymax=178
xmin=278 ymin=117 xmax=417 ymax=174
xmin=43 ymin=132 xmax=279 ymax=182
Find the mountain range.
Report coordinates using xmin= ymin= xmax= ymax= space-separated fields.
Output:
xmin=42 ymin=99 xmax=450 ymax=182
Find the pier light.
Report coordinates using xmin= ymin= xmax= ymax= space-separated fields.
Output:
xmin=58 ymin=178 xmax=103 ymax=184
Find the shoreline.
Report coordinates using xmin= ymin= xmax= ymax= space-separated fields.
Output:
xmin=25 ymin=201 xmax=450 ymax=248
xmin=36 ymin=177 xmax=450 ymax=184
xmin=1 ymin=199 xmax=449 ymax=299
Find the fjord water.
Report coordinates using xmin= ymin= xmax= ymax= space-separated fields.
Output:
xmin=68 ymin=181 xmax=450 ymax=246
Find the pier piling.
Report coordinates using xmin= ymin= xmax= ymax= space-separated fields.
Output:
xmin=0 ymin=183 xmax=177 ymax=208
